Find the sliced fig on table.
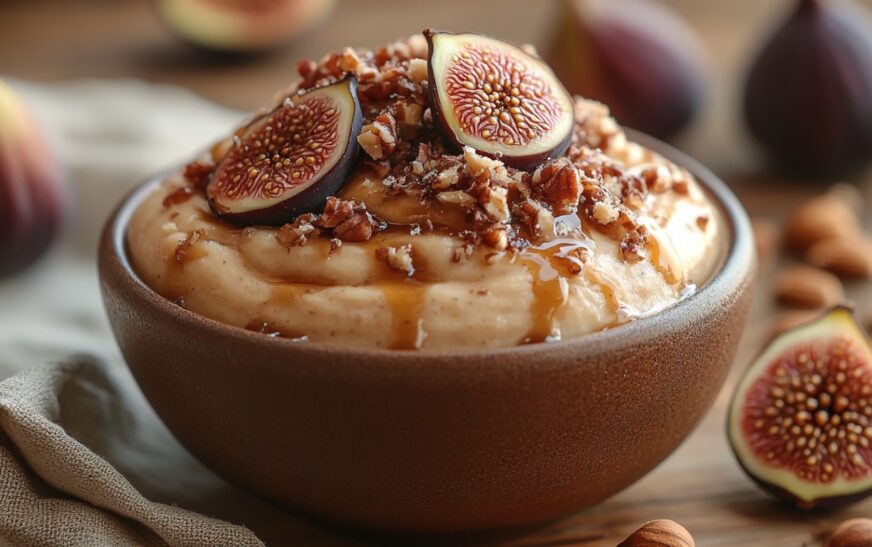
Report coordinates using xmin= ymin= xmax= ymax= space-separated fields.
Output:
xmin=728 ymin=306 xmax=872 ymax=509
xmin=425 ymin=30 xmax=574 ymax=170
xmin=207 ymin=75 xmax=362 ymax=225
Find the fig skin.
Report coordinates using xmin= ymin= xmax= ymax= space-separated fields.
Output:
xmin=156 ymin=0 xmax=336 ymax=54
xmin=0 ymin=80 xmax=70 ymax=278
xmin=546 ymin=0 xmax=706 ymax=140
xmin=728 ymin=306 xmax=872 ymax=510
xmin=207 ymin=76 xmax=362 ymax=226
xmin=744 ymin=0 xmax=872 ymax=178
xmin=425 ymin=30 xmax=574 ymax=170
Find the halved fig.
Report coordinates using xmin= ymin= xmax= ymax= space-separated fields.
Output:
xmin=207 ymin=76 xmax=362 ymax=225
xmin=728 ymin=306 xmax=872 ymax=509
xmin=425 ymin=30 xmax=574 ymax=170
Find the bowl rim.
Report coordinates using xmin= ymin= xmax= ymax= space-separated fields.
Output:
xmin=102 ymin=128 xmax=755 ymax=362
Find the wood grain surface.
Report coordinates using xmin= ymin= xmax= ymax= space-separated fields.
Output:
xmin=2 ymin=1 xmax=872 ymax=545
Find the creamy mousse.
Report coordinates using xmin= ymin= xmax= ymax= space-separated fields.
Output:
xmin=128 ymin=32 xmax=724 ymax=350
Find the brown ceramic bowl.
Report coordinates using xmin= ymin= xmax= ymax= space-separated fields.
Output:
xmin=99 ymin=130 xmax=755 ymax=533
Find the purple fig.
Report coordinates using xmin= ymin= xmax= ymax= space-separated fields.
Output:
xmin=156 ymin=0 xmax=336 ymax=53
xmin=744 ymin=0 xmax=872 ymax=178
xmin=207 ymin=76 xmax=362 ymax=225
xmin=0 ymin=80 xmax=70 ymax=277
xmin=425 ymin=30 xmax=575 ymax=170
xmin=546 ymin=0 xmax=707 ymax=140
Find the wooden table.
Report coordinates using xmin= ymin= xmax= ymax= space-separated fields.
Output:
xmin=3 ymin=1 xmax=872 ymax=544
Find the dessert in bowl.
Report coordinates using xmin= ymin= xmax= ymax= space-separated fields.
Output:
xmin=100 ymin=32 xmax=754 ymax=531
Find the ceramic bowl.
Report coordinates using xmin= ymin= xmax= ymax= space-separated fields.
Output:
xmin=99 ymin=131 xmax=755 ymax=533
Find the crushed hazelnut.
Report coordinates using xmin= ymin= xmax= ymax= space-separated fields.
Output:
xmin=463 ymin=146 xmax=505 ymax=178
xmin=531 ymin=158 xmax=581 ymax=215
xmin=358 ymin=112 xmax=398 ymax=160
xmin=408 ymin=58 xmax=428 ymax=84
xmin=277 ymin=213 xmax=319 ymax=248
xmin=182 ymin=161 xmax=214 ymax=191
xmin=437 ymin=190 xmax=475 ymax=208
xmin=478 ymin=186 xmax=510 ymax=222
xmin=174 ymin=229 xmax=205 ymax=263
xmin=619 ymin=230 xmax=647 ymax=263
xmin=376 ymin=244 xmax=415 ymax=275
xmin=433 ymin=164 xmax=461 ymax=190
xmin=482 ymin=226 xmax=509 ymax=250
xmin=333 ymin=212 xmax=375 ymax=242
xmin=592 ymin=200 xmax=620 ymax=225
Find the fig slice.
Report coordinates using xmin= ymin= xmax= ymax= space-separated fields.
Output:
xmin=728 ymin=306 xmax=872 ymax=509
xmin=425 ymin=30 xmax=574 ymax=170
xmin=207 ymin=75 xmax=362 ymax=225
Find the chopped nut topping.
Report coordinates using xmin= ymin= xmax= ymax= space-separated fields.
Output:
xmin=478 ymin=186 xmax=510 ymax=222
xmin=376 ymin=244 xmax=415 ymax=275
xmin=531 ymin=158 xmax=581 ymax=216
xmin=463 ymin=146 xmax=507 ymax=180
xmin=276 ymin=197 xmax=382 ymax=246
xmin=408 ymin=58 xmax=428 ymax=84
xmin=276 ymin=213 xmax=319 ymax=248
xmin=619 ymin=229 xmax=648 ymax=263
xmin=482 ymin=226 xmax=509 ymax=250
xmin=174 ymin=229 xmax=205 ymax=263
xmin=437 ymin=190 xmax=475 ymax=207
xmin=358 ymin=112 xmax=398 ymax=160
xmin=318 ymin=197 xmax=355 ymax=228
xmin=592 ymin=200 xmax=620 ymax=225
xmin=163 ymin=186 xmax=195 ymax=208
xmin=333 ymin=212 xmax=376 ymax=242
xmin=182 ymin=161 xmax=214 ymax=191
xmin=232 ymin=35 xmax=705 ymax=266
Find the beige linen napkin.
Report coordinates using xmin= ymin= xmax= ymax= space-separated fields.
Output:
xmin=0 ymin=80 xmax=357 ymax=546
xmin=0 ymin=357 xmax=260 ymax=546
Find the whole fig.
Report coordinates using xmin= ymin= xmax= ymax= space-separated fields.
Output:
xmin=157 ymin=0 xmax=336 ymax=54
xmin=546 ymin=0 xmax=707 ymax=140
xmin=744 ymin=0 xmax=872 ymax=178
xmin=0 ymin=80 xmax=69 ymax=277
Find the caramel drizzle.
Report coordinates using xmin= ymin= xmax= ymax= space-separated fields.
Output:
xmin=381 ymin=281 xmax=428 ymax=350
xmin=521 ymin=251 xmax=569 ymax=344
xmin=520 ymin=237 xmax=594 ymax=344
xmin=645 ymin=233 xmax=682 ymax=285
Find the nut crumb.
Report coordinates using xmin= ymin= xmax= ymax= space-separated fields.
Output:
xmin=174 ymin=229 xmax=205 ymax=263
xmin=376 ymin=244 xmax=415 ymax=275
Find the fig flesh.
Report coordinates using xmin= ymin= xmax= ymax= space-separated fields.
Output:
xmin=729 ymin=306 xmax=872 ymax=509
xmin=0 ymin=80 xmax=70 ymax=277
xmin=425 ymin=30 xmax=574 ymax=170
xmin=207 ymin=76 xmax=362 ymax=225
xmin=156 ymin=0 xmax=336 ymax=53
xmin=744 ymin=0 xmax=872 ymax=178
xmin=546 ymin=0 xmax=706 ymax=140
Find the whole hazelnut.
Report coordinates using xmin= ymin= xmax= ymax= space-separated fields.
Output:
xmin=618 ymin=519 xmax=694 ymax=547
xmin=774 ymin=265 xmax=845 ymax=309
xmin=827 ymin=518 xmax=872 ymax=547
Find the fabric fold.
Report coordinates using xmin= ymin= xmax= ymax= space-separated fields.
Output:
xmin=0 ymin=356 xmax=262 ymax=547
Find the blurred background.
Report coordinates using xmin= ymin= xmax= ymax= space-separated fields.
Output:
xmin=2 ymin=0 xmax=872 ymax=179
xmin=3 ymin=1 xmax=872 ymax=544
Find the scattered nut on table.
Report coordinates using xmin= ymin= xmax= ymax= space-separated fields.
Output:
xmin=618 ymin=519 xmax=695 ymax=547
xmin=827 ymin=518 xmax=872 ymax=547
xmin=774 ymin=265 xmax=845 ymax=308
xmin=784 ymin=193 xmax=862 ymax=252
xmin=805 ymin=236 xmax=872 ymax=279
